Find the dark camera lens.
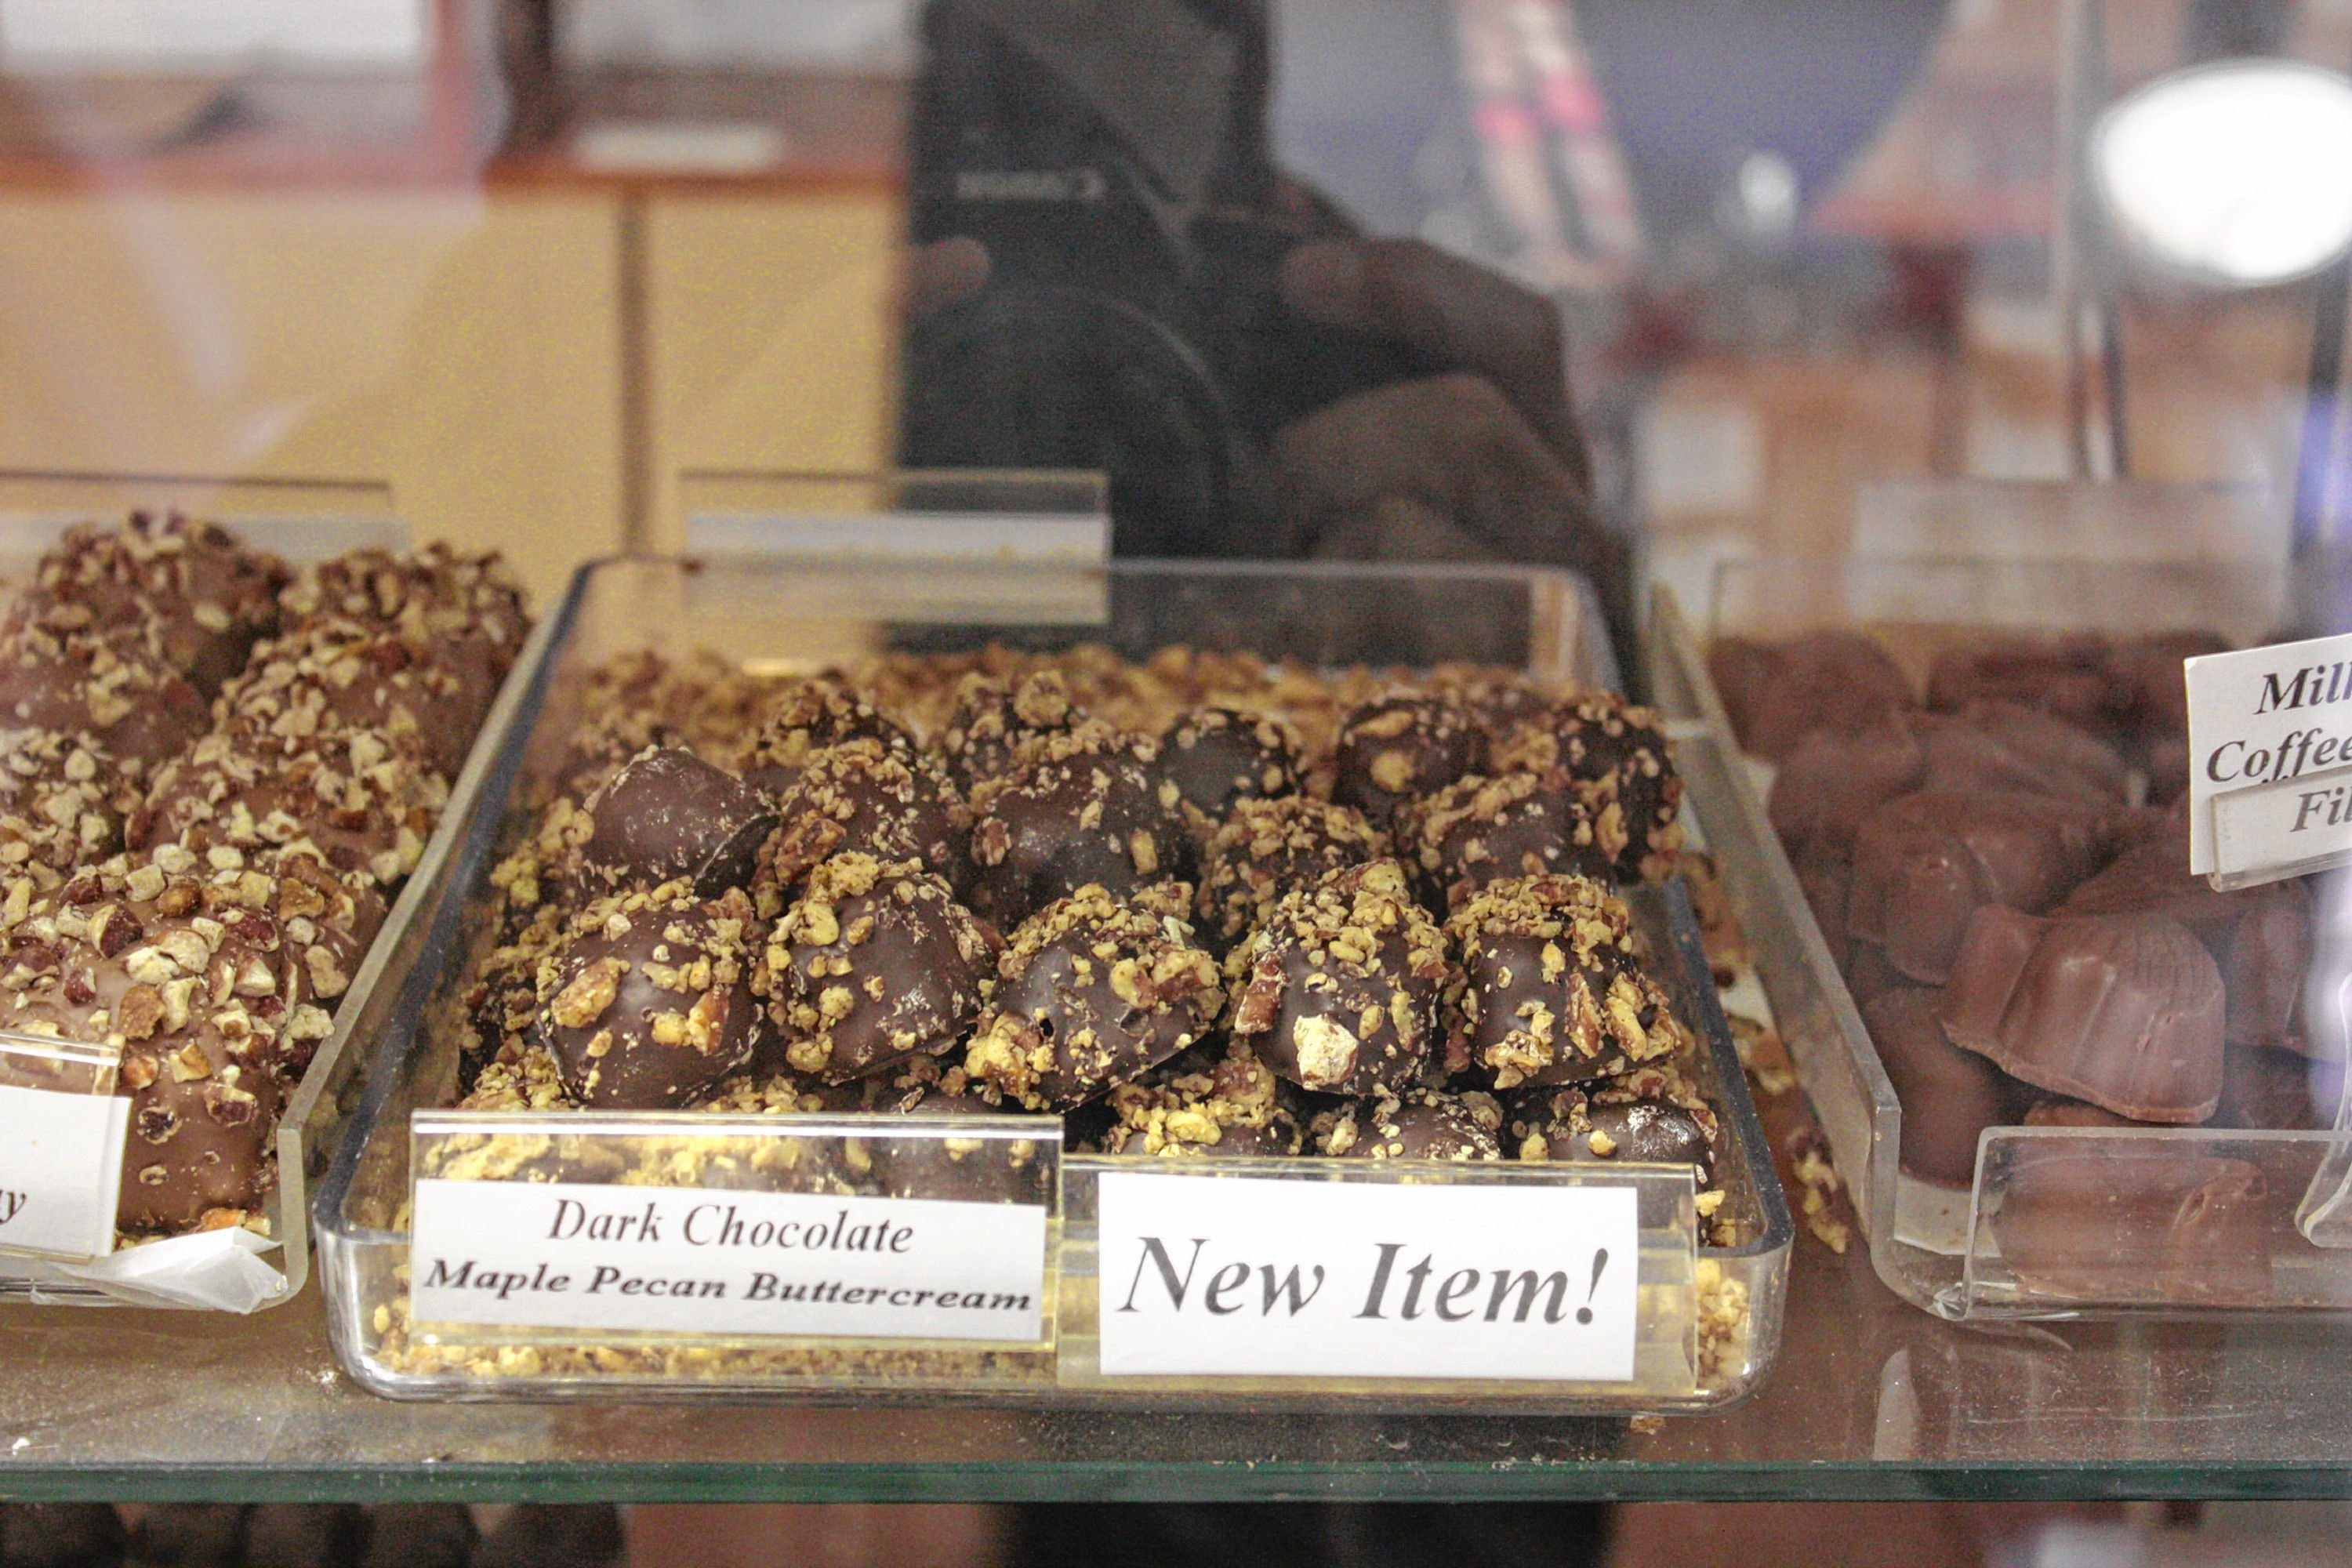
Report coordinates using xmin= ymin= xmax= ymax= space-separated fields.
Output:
xmin=900 ymin=283 xmax=1264 ymax=557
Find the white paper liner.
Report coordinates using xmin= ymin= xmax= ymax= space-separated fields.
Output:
xmin=0 ymin=1229 xmax=286 ymax=1312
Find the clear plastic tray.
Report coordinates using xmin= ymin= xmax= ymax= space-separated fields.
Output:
xmin=1646 ymin=558 xmax=2352 ymax=1320
xmin=316 ymin=555 xmax=1791 ymax=1409
xmin=0 ymin=498 xmax=546 ymax=1310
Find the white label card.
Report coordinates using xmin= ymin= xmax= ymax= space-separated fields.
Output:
xmin=2187 ymin=632 xmax=2352 ymax=878
xmin=411 ymin=1180 xmax=1048 ymax=1343
xmin=1094 ymin=1174 xmax=1641 ymax=1382
xmin=0 ymin=1083 xmax=128 ymax=1261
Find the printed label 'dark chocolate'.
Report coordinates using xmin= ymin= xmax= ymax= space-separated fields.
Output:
xmin=0 ymin=1083 xmax=128 ymax=1261
xmin=2187 ymin=632 xmax=2352 ymax=881
xmin=1094 ymin=1173 xmax=1641 ymax=1381
xmin=410 ymin=1178 xmax=1051 ymax=1342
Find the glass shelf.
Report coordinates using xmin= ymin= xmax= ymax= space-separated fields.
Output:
xmin=7 ymin=1081 xmax=2352 ymax=1504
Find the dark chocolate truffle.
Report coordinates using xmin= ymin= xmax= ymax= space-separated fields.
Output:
xmin=1194 ymin=794 xmax=1388 ymax=949
xmin=532 ymin=883 xmax=762 ymax=1109
xmin=1446 ymin=873 xmax=1682 ymax=1088
xmin=1091 ymin=1047 xmax=1305 ymax=1156
xmin=1320 ymin=1087 xmax=1505 ymax=1161
xmin=576 ymin=746 xmax=779 ymax=898
xmin=1940 ymin=907 xmax=2225 ymax=1124
xmin=1226 ymin=859 xmax=1448 ymax=1096
xmin=967 ymin=724 xmax=1187 ymax=925
xmin=1330 ymin=690 xmax=1489 ymax=827
xmin=964 ymin=883 xmax=1223 ymax=1109
xmin=1400 ymin=768 xmax=1613 ymax=909
xmin=756 ymin=853 xmax=995 ymax=1083
xmin=1157 ymin=706 xmax=1304 ymax=828
xmin=1708 ymin=630 xmax=1913 ymax=760
xmin=937 ymin=669 xmax=1080 ymax=792
xmin=756 ymin=739 xmax=969 ymax=895
xmin=1492 ymin=691 xmax=1683 ymax=881
xmin=1845 ymin=789 xmax=2114 ymax=983
xmin=731 ymin=675 xmax=915 ymax=798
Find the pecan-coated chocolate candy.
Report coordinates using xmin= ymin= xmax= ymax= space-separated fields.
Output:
xmin=1194 ymin=795 xmax=1387 ymax=950
xmin=964 ymin=883 xmax=1222 ymax=1109
xmin=937 ymin=669 xmax=1080 ymax=793
xmin=0 ymin=728 xmax=133 ymax=880
xmin=131 ymin=725 xmax=448 ymax=891
xmin=11 ymin=512 xmax=286 ymax=697
xmin=219 ymin=617 xmax=497 ymax=780
xmin=1319 ymin=1088 xmax=1504 ymax=1161
xmin=576 ymin=746 xmax=777 ymax=898
xmin=0 ymin=622 xmax=209 ymax=776
xmin=732 ymin=676 xmax=915 ymax=799
xmin=281 ymin=543 xmax=528 ymax=659
xmin=532 ymin=884 xmax=763 ymax=1109
xmin=968 ymin=724 xmax=1187 ymax=925
xmin=1492 ymin=692 xmax=1683 ymax=881
xmin=757 ymin=853 xmax=996 ymax=1083
xmin=1090 ymin=1047 xmax=1304 ymax=1156
xmin=1157 ymin=706 xmax=1303 ymax=828
xmin=1446 ymin=873 xmax=1680 ymax=1088
xmin=1227 ymin=859 xmax=1449 ymax=1096
xmin=1401 ymin=768 xmax=1613 ymax=909
xmin=757 ymin=739 xmax=968 ymax=895
xmin=1505 ymin=1084 xmax=1715 ymax=1181
xmin=1329 ymin=691 xmax=1488 ymax=829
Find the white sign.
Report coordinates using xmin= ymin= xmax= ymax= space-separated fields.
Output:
xmin=1095 ymin=1174 xmax=1641 ymax=1382
xmin=2187 ymin=632 xmax=2352 ymax=877
xmin=411 ymin=1179 xmax=1048 ymax=1343
xmin=0 ymin=1083 xmax=129 ymax=1261
xmin=0 ymin=0 xmax=428 ymax=71
xmin=2212 ymin=762 xmax=2352 ymax=887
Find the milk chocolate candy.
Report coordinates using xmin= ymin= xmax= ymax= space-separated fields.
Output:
xmin=0 ymin=622 xmax=209 ymax=776
xmin=1924 ymin=636 xmax=2124 ymax=735
xmin=1988 ymin=1152 xmax=2271 ymax=1306
xmin=1708 ymin=630 xmax=1913 ymax=760
xmin=1227 ymin=859 xmax=1449 ymax=1097
xmin=1846 ymin=789 xmax=2113 ymax=983
xmin=1766 ymin=712 xmax=1926 ymax=857
xmin=1788 ymin=837 xmax=1853 ymax=969
xmin=1158 ymin=706 xmax=1304 ymax=830
xmin=1330 ymin=691 xmax=1488 ymax=829
xmin=1492 ymin=691 xmax=1684 ymax=882
xmin=532 ymin=884 xmax=763 ymax=1109
xmin=967 ymin=723 xmax=1187 ymax=925
xmin=0 ymin=728 xmax=132 ymax=880
xmin=1940 ymin=907 xmax=2225 ymax=1123
xmin=1918 ymin=701 xmax=2129 ymax=804
xmin=1864 ymin=987 xmax=2009 ymax=1187
xmin=2214 ymin=1043 xmax=2325 ymax=1131
xmin=757 ymin=853 xmax=996 ymax=1083
xmin=2060 ymin=837 xmax=2315 ymax=1056
xmin=15 ymin=512 xmax=287 ymax=697
xmin=577 ymin=746 xmax=778 ymax=898
xmin=757 ymin=739 xmax=969 ymax=896
xmin=281 ymin=543 xmax=528 ymax=659
xmin=964 ymin=883 xmax=1223 ymax=1109
xmin=1446 ymin=872 xmax=1681 ymax=1088
xmin=219 ymin=617 xmax=495 ymax=779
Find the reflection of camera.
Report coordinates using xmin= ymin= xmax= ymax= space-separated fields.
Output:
xmin=898 ymin=0 xmax=1426 ymax=557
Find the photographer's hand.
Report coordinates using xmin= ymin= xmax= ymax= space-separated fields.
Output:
xmin=1270 ymin=238 xmax=1621 ymax=598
